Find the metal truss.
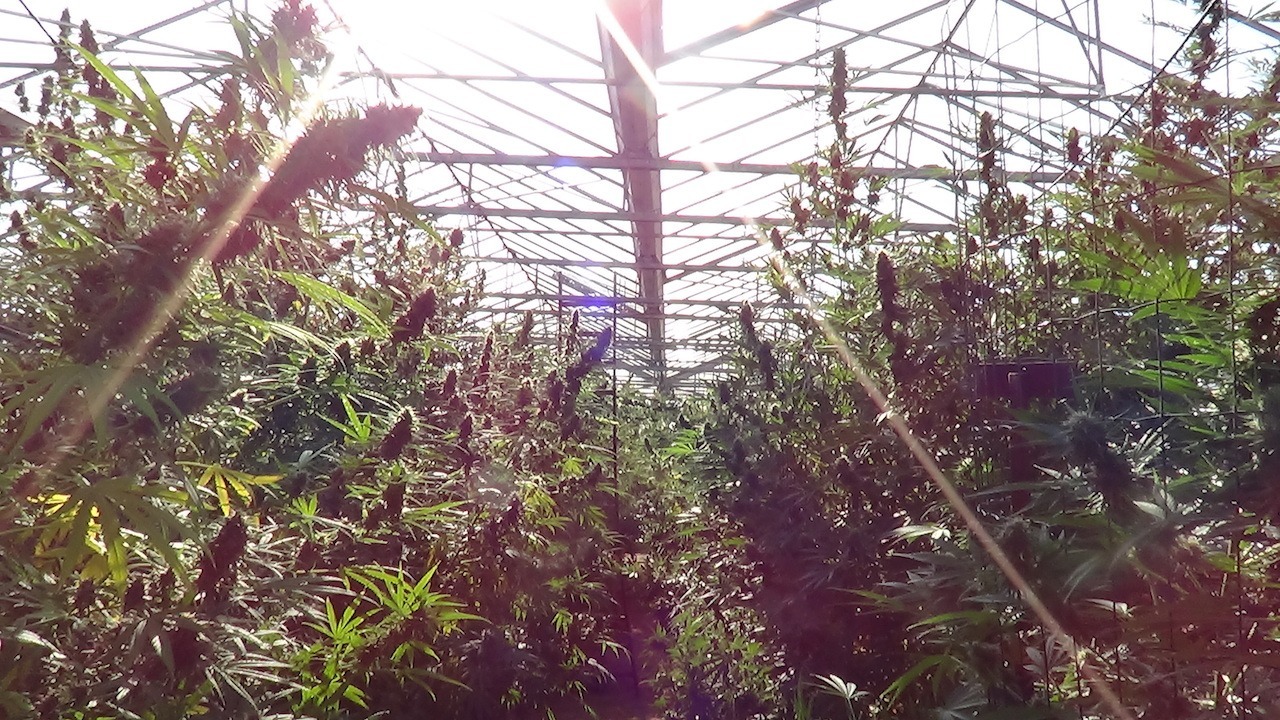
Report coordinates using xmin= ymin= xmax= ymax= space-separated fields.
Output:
xmin=3 ymin=0 xmax=1278 ymax=391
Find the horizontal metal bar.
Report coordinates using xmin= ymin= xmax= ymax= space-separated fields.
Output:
xmin=367 ymin=71 xmax=1129 ymax=98
xmin=415 ymin=152 xmax=1073 ymax=182
xmin=468 ymin=306 xmax=793 ymax=322
xmin=485 ymin=291 xmax=807 ymax=310
xmin=420 ymin=204 xmax=957 ymax=232
xmin=467 ymin=254 xmax=772 ymax=273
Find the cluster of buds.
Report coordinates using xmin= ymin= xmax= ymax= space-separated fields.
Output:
xmin=364 ymin=482 xmax=405 ymax=530
xmin=271 ymin=0 xmax=326 ymax=67
xmin=333 ymin=339 xmax=353 ymax=373
xmin=540 ymin=327 xmax=612 ymax=441
xmin=122 ymin=578 xmax=146 ymax=613
xmin=1065 ymin=127 xmax=1082 ymax=166
xmin=724 ymin=439 xmax=761 ymax=493
xmin=737 ymin=302 xmax=777 ymax=391
xmin=77 ymin=21 xmax=116 ymax=128
xmin=195 ymin=515 xmax=248 ymax=606
xmin=977 ymin=112 xmax=998 ymax=187
xmin=318 ymin=469 xmax=348 ymax=517
xmin=738 ymin=302 xmax=760 ymax=349
xmin=212 ymin=80 xmax=242 ymax=131
xmin=563 ymin=463 xmax=604 ymax=496
xmin=14 ymin=80 xmax=29 ymax=114
xmin=562 ymin=309 xmax=582 ymax=357
xmin=483 ymin=498 xmax=523 ymax=551
xmin=378 ymin=408 xmax=414 ymax=460
xmin=510 ymin=311 xmax=536 ymax=377
xmin=789 ymin=194 xmax=811 ymax=232
xmin=471 ymin=332 xmax=495 ymax=398
xmin=876 ymin=252 xmax=912 ymax=384
xmin=1061 ymin=412 xmax=1143 ymax=517
xmin=830 ymin=49 xmax=848 ymax=140
xmin=228 ymin=103 xmax=420 ymax=263
xmin=1190 ymin=0 xmax=1225 ymax=79
xmin=150 ymin=569 xmax=175 ymax=610
xmin=1151 ymin=87 xmax=1168 ymax=129
xmin=390 ymin=287 xmax=438 ymax=344
xmin=975 ymin=112 xmax=1020 ymax=245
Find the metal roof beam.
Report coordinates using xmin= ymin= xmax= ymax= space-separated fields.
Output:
xmin=661 ymin=0 xmax=833 ymax=66
xmin=486 ymin=291 xmax=808 ymax=310
xmin=468 ymin=255 xmax=772 ymax=273
xmin=416 ymin=151 xmax=1074 ymax=181
xmin=418 ymin=204 xmax=956 ymax=232
xmin=599 ymin=0 xmax=666 ymax=374
xmin=470 ymin=306 xmax=793 ymax=322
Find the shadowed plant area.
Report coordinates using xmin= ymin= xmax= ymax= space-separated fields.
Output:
xmin=4 ymin=2 xmax=1280 ymax=720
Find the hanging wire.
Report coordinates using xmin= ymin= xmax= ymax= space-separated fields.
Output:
xmin=16 ymin=0 xmax=58 ymax=46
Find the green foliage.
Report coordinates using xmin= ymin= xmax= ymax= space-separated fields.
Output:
xmin=8 ymin=6 xmax=1280 ymax=720
xmin=0 ymin=5 xmax=634 ymax=719
xmin=650 ymin=20 xmax=1280 ymax=720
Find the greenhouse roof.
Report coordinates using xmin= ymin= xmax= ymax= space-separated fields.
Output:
xmin=3 ymin=0 xmax=1278 ymax=390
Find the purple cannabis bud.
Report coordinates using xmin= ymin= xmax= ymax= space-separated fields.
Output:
xmin=122 ymin=578 xmax=145 ymax=613
xmin=474 ymin=332 xmax=494 ymax=387
xmin=978 ymin=112 xmax=998 ymax=186
xmin=770 ymin=227 xmax=785 ymax=252
xmin=515 ymin=382 xmax=534 ymax=409
xmin=379 ymin=408 xmax=414 ymax=460
xmin=458 ymin=413 xmax=474 ymax=445
xmin=563 ymin=310 xmax=581 ymax=355
xmin=196 ymin=514 xmax=248 ymax=603
xmin=758 ymin=341 xmax=777 ymax=392
xmin=830 ymin=48 xmax=848 ymax=137
xmin=582 ymin=326 xmax=613 ymax=366
xmin=381 ymin=482 xmax=405 ymax=521
xmin=390 ymin=287 xmax=437 ymax=343
xmin=210 ymin=515 xmax=247 ymax=573
xmin=875 ymin=252 xmax=900 ymax=328
xmin=151 ymin=569 xmax=174 ymax=607
xmin=1066 ymin=127 xmax=1081 ymax=165
xmin=739 ymin=302 xmax=759 ymax=349
xmin=515 ymin=310 xmax=534 ymax=349
xmin=334 ymin=339 xmax=353 ymax=371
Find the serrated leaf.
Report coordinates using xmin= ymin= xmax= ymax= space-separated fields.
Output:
xmin=272 ymin=271 xmax=389 ymax=337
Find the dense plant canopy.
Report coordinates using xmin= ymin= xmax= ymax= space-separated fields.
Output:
xmin=4 ymin=3 xmax=1280 ymax=720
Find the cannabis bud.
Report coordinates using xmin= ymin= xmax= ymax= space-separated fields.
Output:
xmin=515 ymin=310 xmax=534 ymax=349
xmin=770 ymin=227 xmax=785 ymax=252
xmin=381 ymin=482 xmax=405 ymax=521
xmin=196 ymin=514 xmax=248 ymax=604
xmin=390 ymin=287 xmax=437 ymax=343
xmin=334 ymin=339 xmax=353 ymax=371
xmin=875 ymin=251 xmax=901 ymax=331
xmin=581 ymin=326 xmax=613 ymax=367
xmin=122 ymin=578 xmax=145 ymax=613
xmin=739 ymin=302 xmax=759 ymax=349
xmin=474 ymin=332 xmax=494 ymax=388
xmin=757 ymin=341 xmax=777 ymax=392
xmin=379 ymin=408 xmax=414 ymax=460
xmin=1065 ymin=127 xmax=1082 ymax=165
